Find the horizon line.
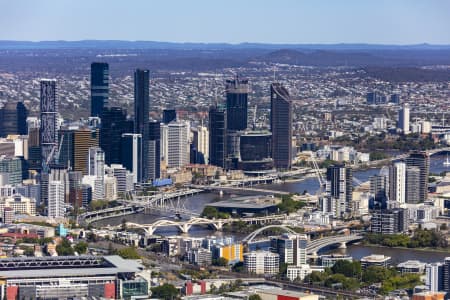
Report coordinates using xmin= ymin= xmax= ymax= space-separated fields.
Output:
xmin=1 ymin=40 xmax=450 ymax=47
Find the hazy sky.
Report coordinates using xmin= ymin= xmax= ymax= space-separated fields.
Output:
xmin=1 ymin=0 xmax=449 ymax=44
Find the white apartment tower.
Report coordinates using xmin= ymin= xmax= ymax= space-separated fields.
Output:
xmin=167 ymin=122 xmax=189 ymax=168
xmin=196 ymin=125 xmax=209 ymax=164
xmin=398 ymin=104 xmax=410 ymax=134
xmin=389 ymin=162 xmax=406 ymax=204
xmin=48 ymin=180 xmax=64 ymax=218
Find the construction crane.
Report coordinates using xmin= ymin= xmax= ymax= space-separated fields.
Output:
xmin=310 ymin=153 xmax=326 ymax=195
xmin=43 ymin=134 xmax=65 ymax=172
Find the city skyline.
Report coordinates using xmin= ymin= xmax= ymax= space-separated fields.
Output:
xmin=0 ymin=0 xmax=449 ymax=44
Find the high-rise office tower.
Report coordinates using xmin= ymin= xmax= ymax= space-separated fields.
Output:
xmin=90 ymin=62 xmax=109 ymax=117
xmin=326 ymin=164 xmax=353 ymax=219
xmin=149 ymin=121 xmax=161 ymax=180
xmin=389 ymin=162 xmax=406 ymax=204
xmin=134 ymin=69 xmax=150 ymax=181
xmin=239 ymin=131 xmax=273 ymax=171
xmin=88 ymin=147 xmax=105 ymax=178
xmin=226 ymin=76 xmax=249 ymax=131
xmin=100 ymin=107 xmax=133 ymax=166
xmin=370 ymin=174 xmax=389 ymax=209
xmin=270 ymin=233 xmax=307 ymax=266
xmin=405 ymin=152 xmax=429 ymax=202
xmin=68 ymin=171 xmax=83 ymax=208
xmin=398 ymin=103 xmax=410 ymax=134
xmin=209 ymin=106 xmax=227 ymax=168
xmin=59 ymin=128 xmax=99 ymax=175
xmin=192 ymin=125 xmax=209 ymax=164
xmin=40 ymin=79 xmax=58 ymax=173
xmin=405 ymin=166 xmax=421 ymax=204
xmin=163 ymin=109 xmax=177 ymax=124
xmin=121 ymin=133 xmax=142 ymax=183
xmin=167 ymin=122 xmax=189 ymax=168
xmin=270 ymin=83 xmax=292 ymax=170
xmin=0 ymin=102 xmax=28 ymax=137
xmin=85 ymin=147 xmax=105 ymax=200
xmin=390 ymin=93 xmax=401 ymax=104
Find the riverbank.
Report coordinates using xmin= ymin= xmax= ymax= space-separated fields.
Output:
xmin=360 ymin=242 xmax=450 ymax=254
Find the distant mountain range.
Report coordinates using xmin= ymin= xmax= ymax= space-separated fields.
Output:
xmin=1 ymin=40 xmax=450 ymax=50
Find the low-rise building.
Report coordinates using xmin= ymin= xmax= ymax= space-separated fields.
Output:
xmin=0 ymin=255 xmax=147 ymax=300
xmin=361 ymin=254 xmax=391 ymax=268
xmin=320 ymin=254 xmax=353 ymax=268
xmin=0 ymin=194 xmax=36 ymax=217
xmin=287 ymin=264 xmax=324 ymax=282
xmin=397 ymin=260 xmax=426 ymax=274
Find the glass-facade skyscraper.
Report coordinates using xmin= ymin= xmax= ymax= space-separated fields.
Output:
xmin=100 ymin=107 xmax=133 ymax=166
xmin=405 ymin=151 xmax=429 ymax=202
xmin=270 ymin=83 xmax=292 ymax=170
xmin=149 ymin=121 xmax=161 ymax=181
xmin=134 ymin=69 xmax=150 ymax=182
xmin=209 ymin=105 xmax=227 ymax=168
xmin=0 ymin=102 xmax=27 ymax=137
xmin=226 ymin=76 xmax=248 ymax=131
xmin=90 ymin=62 xmax=109 ymax=117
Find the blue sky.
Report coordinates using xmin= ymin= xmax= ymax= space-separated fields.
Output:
xmin=1 ymin=0 xmax=449 ymax=44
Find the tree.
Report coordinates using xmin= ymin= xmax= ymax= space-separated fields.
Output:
xmin=117 ymin=246 xmax=140 ymax=259
xmin=56 ymin=238 xmax=74 ymax=255
xmin=23 ymin=247 xmax=34 ymax=256
xmin=150 ymin=283 xmax=178 ymax=300
xmin=212 ymin=257 xmax=228 ymax=266
xmin=202 ymin=206 xmax=219 ymax=219
xmin=248 ymin=294 xmax=262 ymax=300
xmin=74 ymin=241 xmax=88 ymax=254
xmin=232 ymin=262 xmax=245 ymax=273
xmin=331 ymin=260 xmax=361 ymax=278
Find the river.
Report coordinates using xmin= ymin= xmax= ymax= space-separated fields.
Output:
xmin=94 ymin=153 xmax=450 ymax=263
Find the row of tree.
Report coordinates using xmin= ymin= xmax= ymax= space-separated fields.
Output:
xmin=365 ymin=229 xmax=448 ymax=248
xmin=304 ymin=260 xmax=421 ymax=294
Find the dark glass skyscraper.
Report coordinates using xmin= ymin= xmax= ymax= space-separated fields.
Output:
xmin=226 ymin=76 xmax=248 ymax=131
xmin=163 ymin=109 xmax=177 ymax=124
xmin=134 ymin=69 xmax=150 ymax=181
xmin=270 ymin=83 xmax=292 ymax=170
xmin=209 ymin=106 xmax=227 ymax=168
xmin=121 ymin=133 xmax=142 ymax=183
xmin=0 ymin=102 xmax=28 ymax=137
xmin=149 ymin=121 xmax=161 ymax=180
xmin=90 ymin=62 xmax=109 ymax=117
xmin=100 ymin=107 xmax=133 ymax=166
xmin=40 ymin=79 xmax=58 ymax=173
xmin=405 ymin=151 xmax=429 ymax=202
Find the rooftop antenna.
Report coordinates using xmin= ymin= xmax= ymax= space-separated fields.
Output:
xmin=273 ymin=66 xmax=277 ymax=82
xmin=442 ymin=112 xmax=446 ymax=127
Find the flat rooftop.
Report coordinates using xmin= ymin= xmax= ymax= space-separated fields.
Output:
xmin=0 ymin=255 xmax=144 ymax=279
xmin=208 ymin=195 xmax=280 ymax=209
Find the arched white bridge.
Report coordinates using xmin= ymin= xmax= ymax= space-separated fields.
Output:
xmin=242 ymin=225 xmax=298 ymax=243
xmin=113 ymin=215 xmax=287 ymax=235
